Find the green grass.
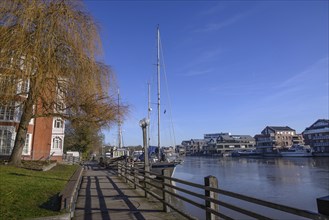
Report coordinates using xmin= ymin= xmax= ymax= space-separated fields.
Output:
xmin=0 ymin=164 xmax=79 ymax=220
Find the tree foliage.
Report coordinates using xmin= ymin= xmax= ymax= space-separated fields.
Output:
xmin=64 ymin=121 xmax=104 ymax=159
xmin=0 ymin=0 xmax=125 ymax=165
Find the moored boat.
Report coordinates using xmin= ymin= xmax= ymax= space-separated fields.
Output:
xmin=232 ymin=149 xmax=261 ymax=157
xmin=137 ymin=26 xmax=181 ymax=177
xmin=280 ymin=145 xmax=312 ymax=157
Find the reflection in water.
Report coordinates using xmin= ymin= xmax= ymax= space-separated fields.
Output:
xmin=174 ymin=157 xmax=329 ymax=219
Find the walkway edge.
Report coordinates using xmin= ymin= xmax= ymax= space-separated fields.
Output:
xmin=59 ymin=165 xmax=84 ymax=218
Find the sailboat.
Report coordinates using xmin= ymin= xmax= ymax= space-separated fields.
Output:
xmin=104 ymin=90 xmax=129 ymax=161
xmin=138 ymin=26 xmax=181 ymax=177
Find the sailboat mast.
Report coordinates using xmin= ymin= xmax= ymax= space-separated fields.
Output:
xmin=118 ymin=89 xmax=122 ymax=149
xmin=157 ymin=25 xmax=161 ymax=159
xmin=147 ymin=82 xmax=151 ymax=149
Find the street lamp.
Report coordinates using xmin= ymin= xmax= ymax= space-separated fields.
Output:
xmin=139 ymin=118 xmax=150 ymax=173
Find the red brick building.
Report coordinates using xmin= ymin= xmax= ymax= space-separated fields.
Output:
xmin=0 ymin=94 xmax=65 ymax=161
xmin=0 ymin=105 xmax=65 ymax=161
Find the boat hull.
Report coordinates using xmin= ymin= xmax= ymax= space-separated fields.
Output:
xmin=280 ymin=152 xmax=313 ymax=157
xmin=135 ymin=161 xmax=177 ymax=177
xmin=312 ymin=152 xmax=329 ymax=157
xmin=151 ymin=162 xmax=177 ymax=176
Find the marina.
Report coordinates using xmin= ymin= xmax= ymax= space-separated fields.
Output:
xmin=173 ymin=156 xmax=329 ymax=219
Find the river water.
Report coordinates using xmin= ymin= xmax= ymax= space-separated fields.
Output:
xmin=173 ymin=156 xmax=329 ymax=219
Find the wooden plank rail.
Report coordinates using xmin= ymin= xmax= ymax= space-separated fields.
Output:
xmin=116 ymin=161 xmax=329 ymax=220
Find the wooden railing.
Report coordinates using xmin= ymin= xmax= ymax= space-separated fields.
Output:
xmin=115 ymin=161 xmax=328 ymax=220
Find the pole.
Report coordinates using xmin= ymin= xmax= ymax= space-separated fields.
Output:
xmin=148 ymin=82 xmax=151 ymax=149
xmin=142 ymin=123 xmax=149 ymax=173
xmin=140 ymin=118 xmax=150 ymax=197
xmin=157 ymin=25 xmax=161 ymax=159
xmin=118 ymin=89 xmax=122 ymax=149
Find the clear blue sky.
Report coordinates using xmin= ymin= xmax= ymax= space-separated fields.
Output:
xmin=84 ymin=0 xmax=328 ymax=147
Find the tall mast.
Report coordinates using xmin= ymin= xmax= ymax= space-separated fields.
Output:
xmin=147 ymin=82 xmax=151 ymax=149
xmin=118 ymin=89 xmax=122 ymax=149
xmin=157 ymin=25 xmax=161 ymax=158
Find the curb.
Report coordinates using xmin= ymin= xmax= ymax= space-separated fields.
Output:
xmin=29 ymin=213 xmax=71 ymax=220
xmin=59 ymin=165 xmax=84 ymax=219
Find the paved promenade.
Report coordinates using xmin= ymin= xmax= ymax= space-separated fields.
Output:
xmin=73 ymin=162 xmax=183 ymax=220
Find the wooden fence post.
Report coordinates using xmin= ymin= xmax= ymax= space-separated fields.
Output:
xmin=204 ymin=175 xmax=219 ymax=220
xmin=118 ymin=161 xmax=121 ymax=176
xmin=122 ymin=161 xmax=127 ymax=183
xmin=162 ymin=169 xmax=171 ymax=212
xmin=133 ymin=164 xmax=137 ymax=189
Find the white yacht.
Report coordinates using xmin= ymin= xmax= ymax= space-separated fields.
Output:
xmin=280 ymin=145 xmax=313 ymax=157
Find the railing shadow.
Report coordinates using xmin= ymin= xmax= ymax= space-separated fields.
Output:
xmin=39 ymin=193 xmax=61 ymax=211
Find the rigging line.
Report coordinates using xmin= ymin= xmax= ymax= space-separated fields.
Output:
xmin=159 ymin=35 xmax=176 ymax=148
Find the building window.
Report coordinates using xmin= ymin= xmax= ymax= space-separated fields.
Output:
xmin=54 ymin=119 xmax=63 ymax=128
xmin=20 ymin=79 xmax=30 ymax=94
xmin=0 ymin=129 xmax=13 ymax=155
xmin=52 ymin=137 xmax=62 ymax=149
xmin=0 ymin=102 xmax=15 ymax=121
xmin=23 ymin=133 xmax=30 ymax=155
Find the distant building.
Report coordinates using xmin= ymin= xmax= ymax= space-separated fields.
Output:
xmin=182 ymin=139 xmax=207 ymax=155
xmin=303 ymin=119 xmax=329 ymax=156
xmin=175 ymin=145 xmax=186 ymax=156
xmin=203 ymin=133 xmax=255 ymax=155
xmin=204 ymin=133 xmax=230 ymax=139
xmin=191 ymin=139 xmax=207 ymax=155
xmin=255 ymin=126 xmax=299 ymax=156
xmin=292 ymin=134 xmax=304 ymax=145
xmin=216 ymin=134 xmax=254 ymax=154
xmin=261 ymin=126 xmax=296 ymax=148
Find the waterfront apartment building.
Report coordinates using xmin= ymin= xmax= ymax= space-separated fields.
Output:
xmin=204 ymin=133 xmax=255 ymax=155
xmin=190 ymin=139 xmax=207 ymax=155
xmin=181 ymin=139 xmax=207 ymax=155
xmin=260 ymin=126 xmax=297 ymax=148
xmin=303 ymin=119 xmax=329 ymax=156
xmin=182 ymin=133 xmax=255 ymax=156
xmin=254 ymin=126 xmax=301 ymax=156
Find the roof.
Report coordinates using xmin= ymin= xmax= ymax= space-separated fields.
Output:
xmin=304 ymin=119 xmax=329 ymax=131
xmin=266 ymin=126 xmax=295 ymax=131
xmin=191 ymin=139 xmax=206 ymax=142
xmin=218 ymin=134 xmax=254 ymax=142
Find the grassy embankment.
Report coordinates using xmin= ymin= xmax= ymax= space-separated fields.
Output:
xmin=0 ymin=163 xmax=78 ymax=219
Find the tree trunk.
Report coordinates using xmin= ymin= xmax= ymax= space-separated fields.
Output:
xmin=8 ymin=94 xmax=34 ymax=166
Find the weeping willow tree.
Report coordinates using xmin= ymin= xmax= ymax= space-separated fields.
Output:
xmin=0 ymin=0 xmax=124 ymax=166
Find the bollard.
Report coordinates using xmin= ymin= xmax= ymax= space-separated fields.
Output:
xmin=162 ymin=169 xmax=171 ymax=212
xmin=204 ymin=175 xmax=219 ymax=220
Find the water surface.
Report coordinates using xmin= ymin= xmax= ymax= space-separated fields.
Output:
xmin=173 ymin=156 xmax=329 ymax=219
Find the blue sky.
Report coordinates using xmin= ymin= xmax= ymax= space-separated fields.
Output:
xmin=84 ymin=0 xmax=328 ymax=146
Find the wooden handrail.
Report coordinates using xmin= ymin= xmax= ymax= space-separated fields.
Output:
xmin=116 ymin=161 xmax=328 ymax=220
